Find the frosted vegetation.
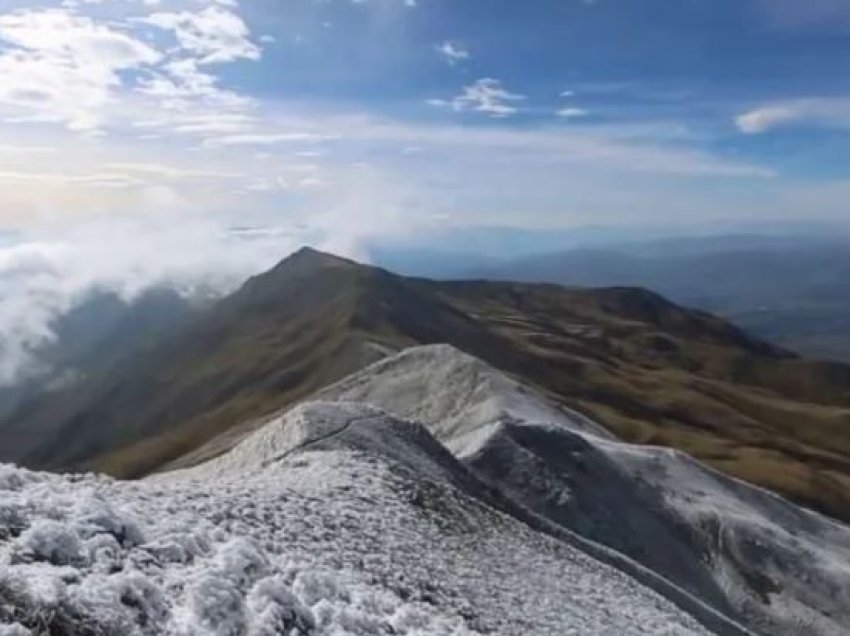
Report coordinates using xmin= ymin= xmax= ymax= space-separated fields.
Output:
xmin=1 ymin=401 xmax=712 ymax=635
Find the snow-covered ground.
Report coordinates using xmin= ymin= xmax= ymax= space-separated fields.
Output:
xmin=1 ymin=402 xmax=717 ymax=635
xmin=315 ymin=345 xmax=850 ymax=636
xmin=314 ymin=343 xmax=613 ymax=451
xmin=3 ymin=344 xmax=849 ymax=635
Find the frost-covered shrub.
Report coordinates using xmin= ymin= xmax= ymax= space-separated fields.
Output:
xmin=187 ymin=573 xmax=247 ymax=635
xmin=390 ymin=605 xmax=432 ymax=632
xmin=76 ymin=498 xmax=145 ymax=548
xmin=113 ymin=572 xmax=169 ymax=630
xmin=139 ymin=529 xmax=211 ymax=567
xmin=0 ymin=466 xmax=38 ymax=492
xmin=292 ymin=570 xmax=351 ymax=607
xmin=332 ymin=606 xmax=391 ymax=634
xmin=84 ymin=533 xmax=123 ymax=574
xmin=214 ymin=538 xmax=271 ymax=591
xmin=0 ymin=504 xmax=26 ymax=541
xmin=14 ymin=520 xmax=83 ymax=566
xmin=247 ymin=576 xmax=315 ymax=635
xmin=0 ymin=570 xmax=99 ymax=636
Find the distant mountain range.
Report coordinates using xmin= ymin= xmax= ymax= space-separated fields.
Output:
xmin=4 ymin=247 xmax=850 ymax=530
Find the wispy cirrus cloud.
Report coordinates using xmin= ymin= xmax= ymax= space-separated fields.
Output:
xmin=736 ymin=97 xmax=850 ymax=134
xmin=556 ymin=107 xmax=588 ymax=119
xmin=201 ymin=132 xmax=335 ymax=147
xmin=436 ymin=40 xmax=469 ymax=65
xmin=430 ymin=78 xmax=525 ymax=118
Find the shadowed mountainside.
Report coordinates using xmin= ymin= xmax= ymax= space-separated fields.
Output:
xmin=0 ymin=287 xmax=196 ymax=420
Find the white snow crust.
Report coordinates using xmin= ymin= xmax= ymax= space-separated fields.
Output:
xmin=1 ymin=401 xmax=712 ymax=635
xmin=4 ymin=344 xmax=849 ymax=635
xmin=315 ymin=344 xmax=850 ymax=636
xmin=314 ymin=343 xmax=613 ymax=451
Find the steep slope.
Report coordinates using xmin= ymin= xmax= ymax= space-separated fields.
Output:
xmin=0 ymin=401 xmax=736 ymax=636
xmin=0 ymin=249 xmax=400 ymax=473
xmin=6 ymin=248 xmax=850 ymax=527
xmin=309 ymin=345 xmax=850 ymax=636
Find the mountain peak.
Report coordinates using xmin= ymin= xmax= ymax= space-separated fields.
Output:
xmin=279 ymin=246 xmax=362 ymax=271
xmin=235 ymin=246 xmax=369 ymax=301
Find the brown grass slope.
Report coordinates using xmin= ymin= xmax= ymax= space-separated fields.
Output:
xmin=6 ymin=247 xmax=850 ymax=523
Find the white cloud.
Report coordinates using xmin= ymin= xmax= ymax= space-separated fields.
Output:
xmin=351 ymin=0 xmax=419 ymax=11
xmin=102 ymin=162 xmax=244 ymax=180
xmin=436 ymin=78 xmax=525 ymax=118
xmin=0 ymin=158 xmax=430 ymax=384
xmin=0 ymin=214 xmax=297 ymax=385
xmin=736 ymin=105 xmax=801 ymax=134
xmin=555 ymin=90 xmax=589 ymax=120
xmin=556 ymin=107 xmax=588 ymax=119
xmin=135 ymin=56 xmax=254 ymax=133
xmin=436 ymin=40 xmax=469 ymax=65
xmin=736 ymin=97 xmax=850 ymax=134
xmin=139 ymin=6 xmax=260 ymax=65
xmin=0 ymin=8 xmax=161 ymax=131
xmin=0 ymin=2 xmax=268 ymax=140
xmin=201 ymin=132 xmax=334 ymax=147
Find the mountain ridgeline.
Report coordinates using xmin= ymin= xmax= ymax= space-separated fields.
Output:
xmin=463 ymin=236 xmax=850 ymax=363
xmin=4 ymin=247 xmax=850 ymax=525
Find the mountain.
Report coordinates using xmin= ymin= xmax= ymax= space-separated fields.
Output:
xmin=5 ymin=247 xmax=850 ymax=528
xmin=0 ymin=400 xmax=741 ymax=636
xmin=468 ymin=236 xmax=850 ymax=363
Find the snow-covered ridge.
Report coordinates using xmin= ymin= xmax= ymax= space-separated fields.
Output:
xmin=175 ymin=401 xmax=472 ymax=488
xmin=314 ymin=342 xmax=613 ymax=449
xmin=1 ymin=400 xmax=719 ymax=635
xmin=3 ymin=343 xmax=849 ymax=635
xmin=315 ymin=344 xmax=850 ymax=636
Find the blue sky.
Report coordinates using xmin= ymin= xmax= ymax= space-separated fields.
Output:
xmin=0 ymin=0 xmax=848 ymax=244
